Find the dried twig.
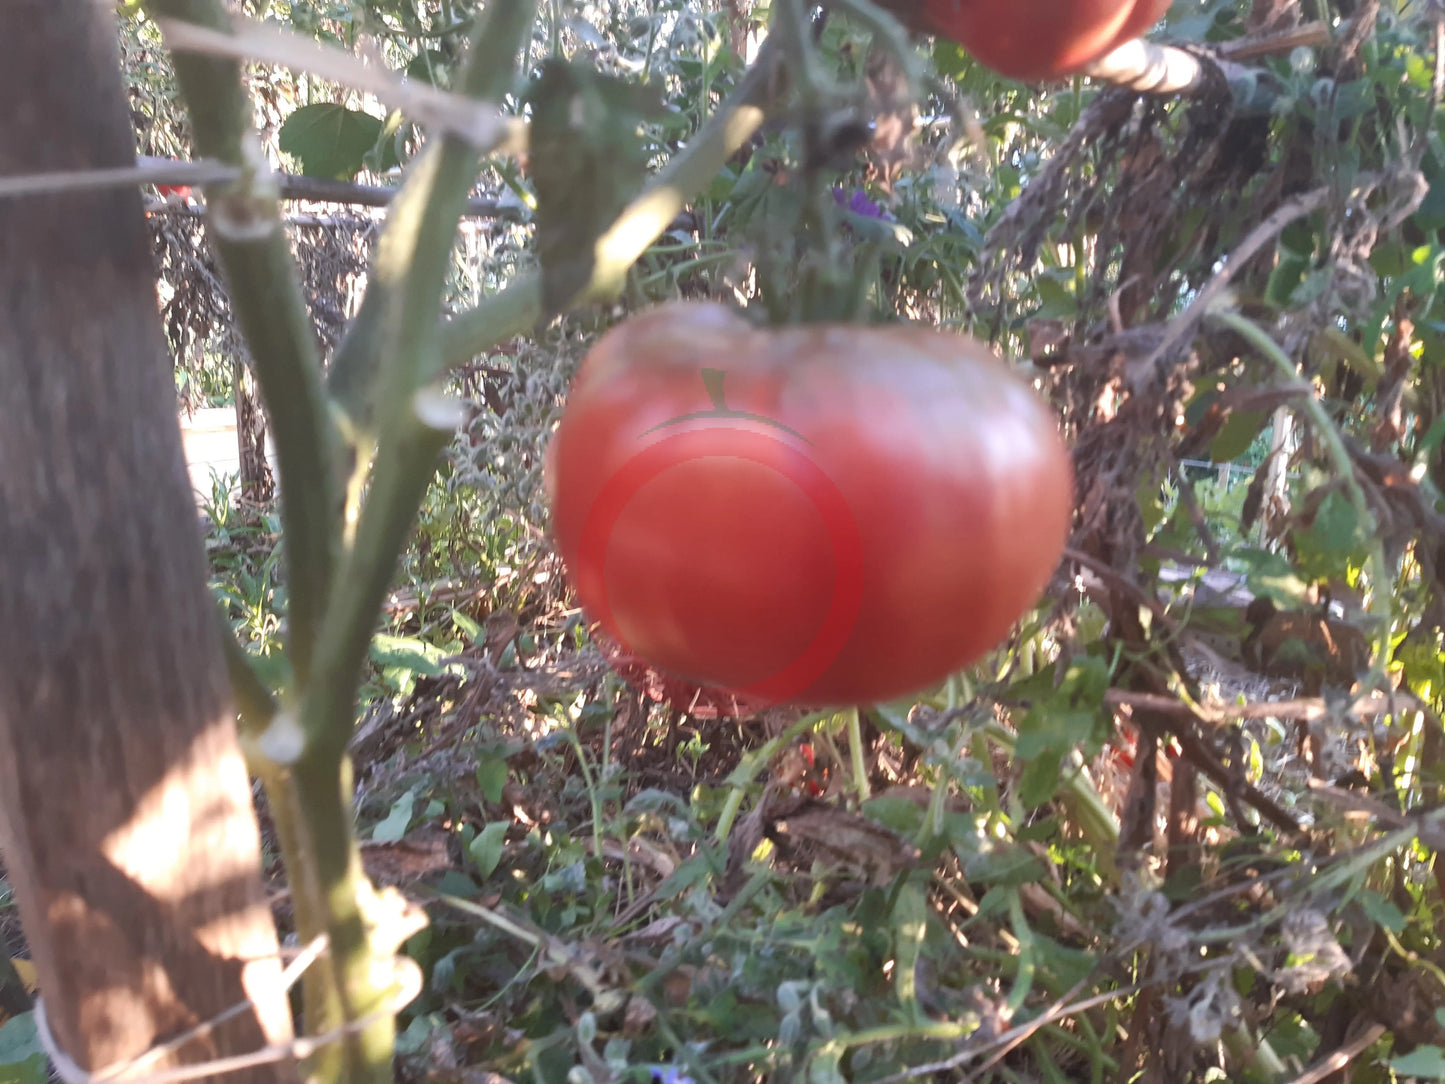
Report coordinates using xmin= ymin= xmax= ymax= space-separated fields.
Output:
xmin=1284 ymin=1023 xmax=1387 ymax=1084
xmin=1106 ymin=688 xmax=1425 ymax=726
xmin=1129 ymin=184 xmax=1335 ymax=390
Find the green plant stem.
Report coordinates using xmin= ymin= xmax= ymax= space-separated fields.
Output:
xmin=772 ymin=0 xmax=832 ymax=111
xmin=148 ymin=0 xmax=339 ymax=687
xmin=284 ymin=752 xmax=398 ymax=1082
xmin=811 ymin=1018 xmax=978 ymax=1060
xmin=302 ymin=0 xmax=538 ymax=757
xmin=1211 ymin=308 xmax=1395 ymax=681
xmin=653 ymin=1015 xmax=724 ymax=1084
xmin=1223 ymin=1024 xmax=1288 ymax=1079
xmin=1004 ymin=889 xmax=1037 ymax=1018
xmin=846 ymin=706 xmax=870 ymax=803
xmin=216 ymin=605 xmax=277 ymax=739
xmin=438 ymin=38 xmax=786 ymax=370
xmin=327 ymin=0 xmax=538 ymax=443
xmin=283 ymin=6 xmax=538 ymax=1074
xmin=978 ymin=720 xmax=1120 ymax=881
xmin=559 ymin=729 xmax=606 ymax=867
xmin=714 ymin=709 xmax=834 ymax=843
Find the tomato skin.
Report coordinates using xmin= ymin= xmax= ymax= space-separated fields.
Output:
xmin=548 ymin=302 xmax=1074 ymax=707
xmin=921 ymin=0 xmax=1170 ymax=81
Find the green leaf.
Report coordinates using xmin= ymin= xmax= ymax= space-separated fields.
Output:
xmin=1138 ymin=474 xmax=1167 ymax=536
xmin=1234 ymin=548 xmax=1310 ymax=606
xmin=1292 ymin=492 xmax=1364 ymax=580
xmin=526 ymin=59 xmax=656 ymax=314
xmin=476 ymin=755 xmax=509 ymax=805
xmin=890 ymin=879 xmax=929 ymax=1013
xmin=278 ymin=102 xmax=387 ymax=180
xmin=931 ymin=40 xmax=973 ymax=82
xmin=370 ymin=634 xmax=450 ymax=678
xmin=1265 ymin=1010 xmax=1320 ymax=1065
xmin=372 ymin=789 xmax=416 ymax=842
xmin=451 ymin=609 xmax=483 ymax=641
xmin=1032 ymin=273 xmax=1078 ymax=321
xmin=1413 ymin=151 xmax=1445 ymax=232
xmin=0 ymin=1014 xmax=47 ymax=1084
xmin=1356 ymin=888 xmax=1407 ymax=934
xmin=406 ymin=48 xmax=452 ymax=87
xmin=1018 ymin=750 xmax=1064 ymax=809
xmin=468 ymin=820 xmax=509 ymax=878
xmin=1392 ymin=1046 xmax=1445 ymax=1078
xmin=1210 ymin=409 xmax=1267 ymax=463
xmin=1264 ymin=250 xmax=1308 ymax=308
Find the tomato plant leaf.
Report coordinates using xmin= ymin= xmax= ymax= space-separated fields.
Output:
xmin=1355 ymin=888 xmax=1407 ymax=934
xmin=526 ymin=59 xmax=654 ymax=314
xmin=0 ymin=1015 xmax=46 ymax=1084
xmin=467 ymin=820 xmax=509 ymax=879
xmin=1209 ymin=408 xmax=1267 ymax=463
xmin=930 ymin=40 xmax=973 ymax=81
xmin=1292 ymin=492 xmax=1364 ymax=581
xmin=1018 ymin=749 xmax=1063 ymax=809
xmin=278 ymin=102 xmax=387 ymax=180
xmin=890 ymin=878 xmax=928 ymax=1014
xmin=1391 ymin=1047 xmax=1445 ymax=1078
xmin=406 ymin=48 xmax=453 ymax=87
xmin=475 ymin=755 xmax=509 ymax=805
xmin=1234 ymin=548 xmax=1311 ymax=605
xmin=372 ymin=788 xmax=416 ymax=842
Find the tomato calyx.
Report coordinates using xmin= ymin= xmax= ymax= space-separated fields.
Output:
xmin=639 ymin=368 xmax=807 ymax=441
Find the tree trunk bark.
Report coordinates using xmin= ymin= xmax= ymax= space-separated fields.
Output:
xmin=0 ymin=3 xmax=296 ymax=1080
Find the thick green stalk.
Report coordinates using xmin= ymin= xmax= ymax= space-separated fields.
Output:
xmin=147 ymin=0 xmax=340 ymax=687
xmin=326 ymin=0 xmax=538 ymax=426
xmin=288 ymin=5 xmax=539 ymax=1077
xmin=301 ymin=0 xmax=539 ymax=764
xmin=438 ymin=39 xmax=785 ymax=370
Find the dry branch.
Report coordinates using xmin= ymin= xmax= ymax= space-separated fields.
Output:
xmin=143 ymin=166 xmax=526 ymax=220
xmin=1106 ymin=688 xmax=1426 ymax=726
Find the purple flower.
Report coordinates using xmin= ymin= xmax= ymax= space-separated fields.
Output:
xmin=831 ymin=186 xmax=891 ymax=221
xmin=650 ymin=1069 xmax=695 ymax=1084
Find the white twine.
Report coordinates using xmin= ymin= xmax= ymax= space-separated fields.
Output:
xmin=156 ymin=17 xmax=511 ymax=151
xmin=33 ymin=936 xmax=423 ymax=1084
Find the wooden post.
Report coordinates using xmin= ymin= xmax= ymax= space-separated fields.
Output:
xmin=0 ymin=2 xmax=295 ymax=1078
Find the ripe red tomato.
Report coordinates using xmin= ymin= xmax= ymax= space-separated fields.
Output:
xmin=155 ymin=184 xmax=193 ymax=200
xmin=547 ymin=302 xmax=1074 ymax=708
xmin=919 ymin=0 xmax=1171 ymax=81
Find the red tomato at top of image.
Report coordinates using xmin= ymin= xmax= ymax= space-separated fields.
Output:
xmin=921 ymin=0 xmax=1172 ymax=81
xmin=546 ymin=302 xmax=1075 ymax=709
